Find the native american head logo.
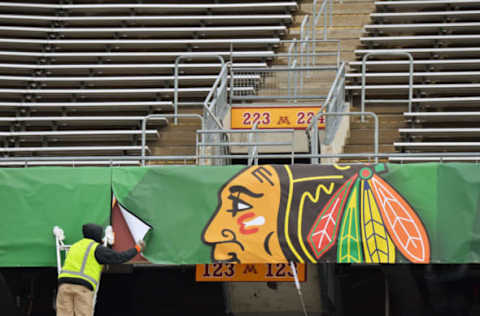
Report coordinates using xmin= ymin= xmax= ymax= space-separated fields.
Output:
xmin=202 ymin=164 xmax=431 ymax=264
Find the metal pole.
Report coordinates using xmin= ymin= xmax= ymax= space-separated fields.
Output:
xmin=229 ymin=43 xmax=234 ymax=107
xmin=311 ymin=116 xmax=319 ymax=164
xmin=290 ymin=262 xmax=309 ymax=316
xmin=329 ymin=0 xmax=333 ymax=28
xmin=407 ymin=54 xmax=413 ymax=113
xmin=336 ymin=41 xmax=340 ymax=69
xmin=322 ymin=111 xmax=379 ymax=163
xmin=141 ymin=117 xmax=148 ymax=166
xmin=361 ymin=53 xmax=369 ymax=122
xmin=291 ymin=129 xmax=295 ymax=165
xmin=174 ymin=54 xmax=225 ymax=125
xmin=323 ymin=2 xmax=327 ymax=40
xmin=174 ymin=56 xmax=181 ymax=125
xmin=288 ymin=40 xmax=296 ymax=102
xmin=312 ymin=0 xmax=316 ymax=66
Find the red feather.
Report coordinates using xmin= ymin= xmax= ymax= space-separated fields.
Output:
xmin=307 ymin=175 xmax=357 ymax=259
xmin=369 ymin=174 xmax=430 ymax=263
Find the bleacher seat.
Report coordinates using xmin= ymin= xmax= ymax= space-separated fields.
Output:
xmin=349 ymin=59 xmax=480 ymax=71
xmin=371 ymin=10 xmax=480 ymax=23
xmin=348 ymin=0 xmax=480 ymax=158
xmin=0 ymin=1 xmax=297 ymax=160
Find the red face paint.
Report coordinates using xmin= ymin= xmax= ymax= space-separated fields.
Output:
xmin=237 ymin=212 xmax=259 ymax=235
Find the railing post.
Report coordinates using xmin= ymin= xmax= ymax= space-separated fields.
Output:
xmin=361 ymin=53 xmax=370 ymax=122
xmin=361 ymin=51 xmax=414 ymax=122
xmin=307 ymin=62 xmax=346 ymax=164
xmin=320 ymin=112 xmax=378 ymax=164
xmin=174 ymin=56 xmax=182 ymax=125
xmin=141 ymin=117 xmax=148 ymax=166
xmin=288 ymin=40 xmax=296 ymax=102
xmin=174 ymin=54 xmax=225 ymax=127
xmin=323 ymin=1 xmax=328 ymax=40
xmin=312 ymin=0 xmax=316 ymax=67
xmin=311 ymin=116 xmax=319 ymax=164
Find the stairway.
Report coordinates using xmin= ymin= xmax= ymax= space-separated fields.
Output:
xmin=294 ymin=0 xmax=383 ymax=162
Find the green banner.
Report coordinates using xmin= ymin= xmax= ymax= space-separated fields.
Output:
xmin=1 ymin=163 xmax=480 ymax=266
xmin=0 ymin=167 xmax=111 ymax=267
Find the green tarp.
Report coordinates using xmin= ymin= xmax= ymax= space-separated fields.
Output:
xmin=1 ymin=163 xmax=480 ymax=266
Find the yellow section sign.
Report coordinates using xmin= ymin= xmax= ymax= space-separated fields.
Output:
xmin=231 ymin=106 xmax=325 ymax=129
xmin=195 ymin=263 xmax=306 ymax=282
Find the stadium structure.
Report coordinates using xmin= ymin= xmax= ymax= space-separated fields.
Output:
xmin=1 ymin=0 xmax=480 ymax=316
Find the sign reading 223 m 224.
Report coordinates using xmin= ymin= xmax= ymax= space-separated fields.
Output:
xmin=231 ymin=107 xmax=325 ymax=129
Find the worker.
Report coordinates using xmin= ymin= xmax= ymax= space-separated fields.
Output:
xmin=56 ymin=223 xmax=145 ymax=316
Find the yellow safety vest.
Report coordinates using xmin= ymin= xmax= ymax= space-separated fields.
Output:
xmin=59 ymin=238 xmax=103 ymax=290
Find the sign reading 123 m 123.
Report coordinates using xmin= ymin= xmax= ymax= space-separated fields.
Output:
xmin=195 ymin=263 xmax=306 ymax=282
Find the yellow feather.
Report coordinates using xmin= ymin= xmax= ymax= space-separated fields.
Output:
xmin=360 ymin=180 xmax=395 ymax=263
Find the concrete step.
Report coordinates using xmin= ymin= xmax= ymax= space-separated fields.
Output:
xmin=157 ymin=132 xmax=198 ymax=146
xmin=343 ymin=144 xmax=397 ymax=153
xmin=350 ymin=104 xmax=409 ymax=114
xmin=350 ymin=116 xmax=406 ymax=128
xmin=148 ymin=159 xmax=195 ymax=166
xmin=289 ymin=27 xmax=363 ymax=39
xmin=150 ymin=144 xmax=196 ymax=156
xmin=346 ymin=129 xmax=400 ymax=144
xmin=339 ymin=158 xmax=390 ymax=164
xmin=256 ymin=86 xmax=330 ymax=96
xmin=299 ymin=0 xmax=375 ymax=14
xmin=263 ymin=71 xmax=337 ymax=82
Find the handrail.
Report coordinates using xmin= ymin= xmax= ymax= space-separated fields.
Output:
xmin=4 ymin=152 xmax=480 ymax=166
xmin=197 ymin=128 xmax=296 ymax=165
xmin=231 ymin=40 xmax=340 ymax=103
xmin=174 ymin=55 xmax=225 ymax=125
xmin=248 ymin=121 xmax=259 ymax=166
xmin=361 ymin=51 xmax=413 ymax=122
xmin=300 ymin=15 xmax=310 ymax=83
xmin=307 ymin=62 xmax=346 ymax=164
xmin=307 ymin=62 xmax=346 ymax=130
xmin=312 ymin=0 xmax=333 ymax=66
xmin=204 ymin=62 xmax=228 ymax=130
xmin=310 ymin=112 xmax=379 ymax=164
xmin=141 ymin=114 xmax=203 ymax=166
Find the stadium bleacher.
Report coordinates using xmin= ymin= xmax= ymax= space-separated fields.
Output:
xmin=0 ymin=1 xmax=297 ymax=163
xmin=346 ymin=0 xmax=480 ymax=160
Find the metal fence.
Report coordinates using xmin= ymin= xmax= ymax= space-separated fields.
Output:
xmin=196 ymin=127 xmax=296 ymax=166
xmin=3 ymin=152 xmax=480 ymax=167
xmin=307 ymin=62 xmax=347 ymax=163
xmin=229 ymin=40 xmax=340 ymax=103
xmin=361 ymin=51 xmax=414 ymax=121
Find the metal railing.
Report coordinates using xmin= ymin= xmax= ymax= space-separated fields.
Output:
xmin=248 ymin=122 xmax=260 ymax=166
xmin=312 ymin=0 xmax=334 ymax=43
xmin=307 ymin=62 xmax=346 ymax=164
xmin=3 ymin=152 xmax=480 ymax=167
xmin=174 ymin=55 xmax=226 ymax=128
xmin=196 ymin=128 xmax=296 ymax=165
xmin=361 ymin=51 xmax=414 ymax=122
xmin=230 ymin=40 xmax=340 ymax=103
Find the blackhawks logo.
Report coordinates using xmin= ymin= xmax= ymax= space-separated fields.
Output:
xmin=202 ymin=164 xmax=430 ymax=264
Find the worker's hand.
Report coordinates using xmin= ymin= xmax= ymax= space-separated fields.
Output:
xmin=137 ymin=240 xmax=146 ymax=252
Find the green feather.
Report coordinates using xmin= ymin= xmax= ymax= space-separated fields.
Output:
xmin=337 ymin=179 xmax=363 ymax=263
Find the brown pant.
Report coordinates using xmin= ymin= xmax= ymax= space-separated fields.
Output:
xmin=56 ymin=283 xmax=94 ymax=316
